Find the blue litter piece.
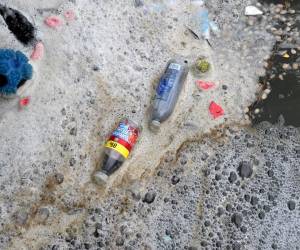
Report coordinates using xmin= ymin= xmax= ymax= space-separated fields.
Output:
xmin=198 ymin=8 xmax=210 ymax=39
xmin=0 ymin=49 xmax=33 ymax=95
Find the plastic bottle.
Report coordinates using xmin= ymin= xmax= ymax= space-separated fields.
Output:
xmin=94 ymin=118 xmax=140 ymax=184
xmin=149 ymin=58 xmax=189 ymax=131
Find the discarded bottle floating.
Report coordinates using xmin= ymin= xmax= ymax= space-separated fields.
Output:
xmin=94 ymin=118 xmax=140 ymax=184
xmin=149 ymin=59 xmax=189 ymax=131
xmin=0 ymin=5 xmax=36 ymax=45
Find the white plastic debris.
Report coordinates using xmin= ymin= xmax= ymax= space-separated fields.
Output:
xmin=188 ymin=0 xmax=219 ymax=40
xmin=245 ymin=6 xmax=263 ymax=16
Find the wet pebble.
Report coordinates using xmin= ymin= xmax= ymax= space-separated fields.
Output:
xmin=237 ymin=161 xmax=253 ymax=179
xmin=231 ymin=213 xmax=243 ymax=228
xmin=69 ymin=158 xmax=76 ymax=166
xmin=54 ymin=173 xmax=64 ymax=184
xmin=116 ymin=237 xmax=125 ymax=246
xmin=228 ymin=171 xmax=237 ymax=183
xmin=70 ymin=127 xmax=77 ymax=136
xmin=143 ymin=192 xmax=156 ymax=204
xmin=171 ymin=176 xmax=180 ymax=185
xmin=13 ymin=210 xmax=29 ymax=225
xmin=287 ymin=200 xmax=296 ymax=211
xmin=240 ymin=226 xmax=247 ymax=233
xmin=134 ymin=0 xmax=143 ymax=7
xmin=258 ymin=211 xmax=265 ymax=219
xmin=267 ymin=170 xmax=274 ymax=177
xmin=36 ymin=207 xmax=50 ymax=222
xmin=251 ymin=196 xmax=259 ymax=206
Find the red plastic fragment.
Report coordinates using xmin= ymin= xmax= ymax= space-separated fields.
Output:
xmin=209 ymin=101 xmax=224 ymax=119
xmin=19 ymin=96 xmax=30 ymax=108
xmin=30 ymin=42 xmax=44 ymax=60
xmin=196 ymin=80 xmax=216 ymax=90
xmin=45 ymin=16 xmax=63 ymax=28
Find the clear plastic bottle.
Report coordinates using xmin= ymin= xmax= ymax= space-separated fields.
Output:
xmin=94 ymin=118 xmax=140 ymax=184
xmin=149 ymin=58 xmax=189 ymax=131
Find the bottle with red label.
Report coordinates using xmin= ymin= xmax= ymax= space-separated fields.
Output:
xmin=94 ymin=118 xmax=140 ymax=184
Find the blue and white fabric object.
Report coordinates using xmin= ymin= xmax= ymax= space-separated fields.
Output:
xmin=0 ymin=49 xmax=33 ymax=95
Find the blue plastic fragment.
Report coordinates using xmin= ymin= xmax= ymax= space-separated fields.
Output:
xmin=0 ymin=49 xmax=33 ymax=95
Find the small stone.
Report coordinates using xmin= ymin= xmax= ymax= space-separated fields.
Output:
xmin=36 ymin=207 xmax=50 ymax=222
xmin=292 ymin=63 xmax=299 ymax=70
xmin=287 ymin=200 xmax=296 ymax=211
xmin=228 ymin=172 xmax=237 ymax=183
xmin=84 ymin=243 xmax=91 ymax=249
xmin=264 ymin=88 xmax=271 ymax=94
xmin=251 ymin=196 xmax=259 ymax=206
xmin=69 ymin=158 xmax=76 ymax=166
xmin=237 ymin=161 xmax=253 ymax=179
xmin=291 ymin=49 xmax=297 ymax=54
xmin=277 ymin=145 xmax=284 ymax=151
xmin=143 ymin=192 xmax=156 ymax=204
xmin=92 ymin=65 xmax=100 ymax=71
xmin=258 ymin=211 xmax=265 ymax=219
xmin=116 ymin=237 xmax=124 ymax=246
xmin=134 ymin=0 xmax=143 ymax=7
xmin=231 ymin=213 xmax=243 ymax=228
xmin=226 ymin=204 xmax=232 ymax=212
xmin=267 ymin=170 xmax=274 ymax=177
xmin=204 ymin=220 xmax=210 ymax=227
xmin=244 ymin=194 xmax=250 ymax=202
xmin=282 ymin=63 xmax=290 ymax=70
xmin=268 ymin=194 xmax=275 ymax=201
xmin=263 ymin=205 xmax=271 ymax=212
xmin=217 ymin=207 xmax=224 ymax=217
xmin=259 ymin=91 xmax=267 ymax=99
xmin=54 ymin=173 xmax=64 ymax=184
xmin=271 ymin=243 xmax=278 ymax=249
xmin=240 ymin=226 xmax=247 ymax=233
xmin=201 ymin=241 xmax=208 ymax=247
xmin=61 ymin=108 xmax=67 ymax=115
xmin=14 ymin=210 xmax=29 ymax=225
xmin=215 ymin=174 xmax=221 ymax=181
xmin=233 ymin=243 xmax=241 ymax=250
xmin=171 ymin=176 xmax=180 ymax=185
xmin=70 ymin=127 xmax=77 ymax=136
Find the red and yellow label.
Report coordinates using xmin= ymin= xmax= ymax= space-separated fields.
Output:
xmin=105 ymin=140 xmax=130 ymax=159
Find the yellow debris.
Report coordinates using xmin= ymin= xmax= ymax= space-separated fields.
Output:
xmin=283 ymin=53 xmax=290 ymax=58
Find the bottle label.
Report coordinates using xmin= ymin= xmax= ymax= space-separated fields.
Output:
xmin=105 ymin=119 xmax=140 ymax=158
xmin=105 ymin=140 xmax=130 ymax=158
xmin=156 ymin=63 xmax=181 ymax=100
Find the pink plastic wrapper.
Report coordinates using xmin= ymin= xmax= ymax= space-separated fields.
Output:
xmin=30 ymin=42 xmax=44 ymax=60
xmin=19 ymin=96 xmax=31 ymax=108
xmin=196 ymin=80 xmax=216 ymax=90
xmin=209 ymin=101 xmax=224 ymax=119
xmin=45 ymin=16 xmax=63 ymax=28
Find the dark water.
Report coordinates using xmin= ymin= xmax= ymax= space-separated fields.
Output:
xmin=251 ymin=0 xmax=300 ymax=127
